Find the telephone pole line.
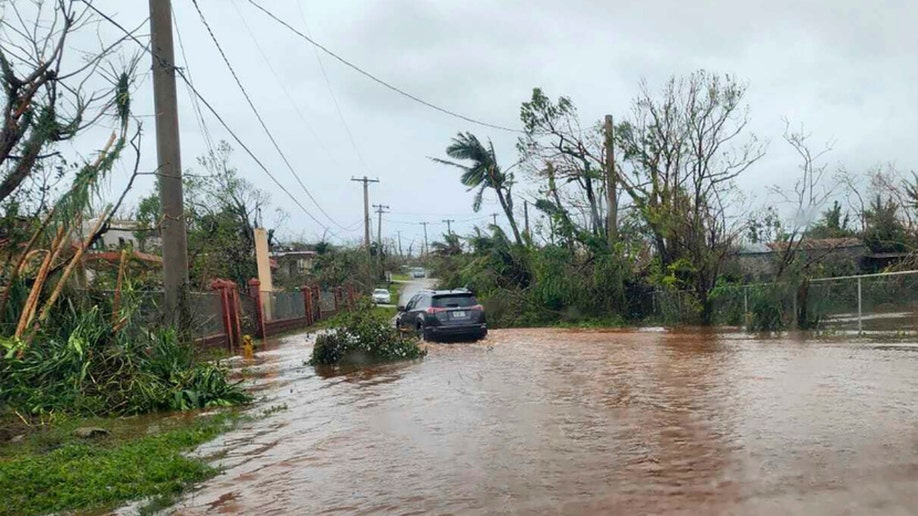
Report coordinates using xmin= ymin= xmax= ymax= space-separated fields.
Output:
xmin=373 ymin=204 xmax=390 ymax=249
xmin=442 ymin=219 xmax=455 ymax=236
xmin=351 ymin=176 xmax=379 ymax=255
xmin=604 ymin=115 xmax=618 ymax=247
xmin=524 ymin=200 xmax=531 ymax=239
xmin=420 ymin=222 xmax=430 ymax=255
xmin=149 ymin=0 xmax=188 ymax=325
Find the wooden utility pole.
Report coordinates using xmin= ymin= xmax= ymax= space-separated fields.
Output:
xmin=420 ymin=221 xmax=430 ymax=255
xmin=604 ymin=115 xmax=618 ymax=246
xmin=524 ymin=200 xmax=530 ymax=239
xmin=351 ymin=176 xmax=379 ymax=255
xmin=442 ymin=219 xmax=455 ymax=236
xmin=373 ymin=204 xmax=389 ymax=247
xmin=490 ymin=213 xmax=499 ymax=226
xmin=149 ymin=0 xmax=189 ymax=325
xmin=397 ymin=231 xmax=403 ymax=257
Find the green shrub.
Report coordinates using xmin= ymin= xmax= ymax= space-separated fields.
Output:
xmin=745 ymin=285 xmax=790 ymax=332
xmin=309 ymin=302 xmax=426 ymax=366
xmin=0 ymin=287 xmax=250 ymax=417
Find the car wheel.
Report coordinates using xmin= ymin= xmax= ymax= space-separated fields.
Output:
xmin=419 ymin=323 xmax=433 ymax=342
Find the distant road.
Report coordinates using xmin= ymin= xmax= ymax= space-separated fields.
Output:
xmin=392 ymin=277 xmax=437 ymax=306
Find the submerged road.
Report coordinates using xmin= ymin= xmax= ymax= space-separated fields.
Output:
xmin=162 ymin=328 xmax=918 ymax=514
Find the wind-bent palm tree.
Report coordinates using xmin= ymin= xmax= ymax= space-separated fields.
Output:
xmin=431 ymin=132 xmax=522 ymax=245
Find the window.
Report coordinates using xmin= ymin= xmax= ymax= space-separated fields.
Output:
xmin=432 ymin=295 xmax=478 ymax=308
xmin=415 ymin=295 xmax=431 ymax=310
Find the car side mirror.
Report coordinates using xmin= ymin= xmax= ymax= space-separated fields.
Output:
xmin=397 ymin=305 xmax=407 ymax=312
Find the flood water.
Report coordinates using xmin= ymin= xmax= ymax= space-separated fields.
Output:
xmin=168 ymin=328 xmax=918 ymax=515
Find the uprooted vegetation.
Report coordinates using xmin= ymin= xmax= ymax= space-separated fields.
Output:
xmin=309 ymin=301 xmax=426 ymax=367
xmin=0 ymin=2 xmax=248 ymax=421
xmin=0 ymin=286 xmax=250 ymax=417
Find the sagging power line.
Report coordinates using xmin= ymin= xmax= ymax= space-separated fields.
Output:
xmin=244 ymin=0 xmax=522 ymax=133
xmin=83 ymin=1 xmax=338 ymax=238
xmin=190 ymin=0 xmax=348 ymax=230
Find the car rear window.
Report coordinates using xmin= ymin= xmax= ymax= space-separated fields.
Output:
xmin=432 ymin=294 xmax=478 ymax=308
xmin=373 ymin=289 xmax=388 ymax=294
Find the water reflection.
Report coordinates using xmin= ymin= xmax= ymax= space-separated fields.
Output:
xmin=160 ymin=328 xmax=918 ymax=514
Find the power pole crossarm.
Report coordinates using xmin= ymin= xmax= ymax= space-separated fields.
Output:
xmin=149 ymin=0 xmax=189 ymax=326
xmin=442 ymin=219 xmax=455 ymax=235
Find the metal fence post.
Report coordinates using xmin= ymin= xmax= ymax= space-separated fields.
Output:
xmin=857 ymin=276 xmax=863 ymax=334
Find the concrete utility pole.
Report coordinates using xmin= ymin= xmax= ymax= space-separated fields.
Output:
xmin=149 ymin=0 xmax=189 ymax=325
xmin=420 ymin=222 xmax=430 ymax=255
xmin=524 ymin=200 xmax=530 ymax=238
xmin=604 ymin=115 xmax=618 ymax=247
xmin=442 ymin=219 xmax=455 ymax=236
xmin=373 ymin=204 xmax=389 ymax=248
xmin=351 ymin=176 xmax=379 ymax=255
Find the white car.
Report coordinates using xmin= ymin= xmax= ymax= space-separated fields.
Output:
xmin=372 ymin=288 xmax=392 ymax=304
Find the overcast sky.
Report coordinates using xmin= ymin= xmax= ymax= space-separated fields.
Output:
xmin=77 ymin=0 xmax=917 ymax=249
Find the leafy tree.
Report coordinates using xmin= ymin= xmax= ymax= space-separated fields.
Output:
xmin=616 ymin=71 xmax=766 ymax=323
xmin=432 ymin=132 xmax=522 ymax=245
xmin=431 ymin=233 xmax=463 ymax=256
xmin=135 ymin=142 xmax=272 ymax=289
xmin=863 ymin=195 xmax=907 ymax=253
xmin=517 ymin=88 xmax=609 ymax=243
xmin=807 ymin=201 xmax=854 ymax=239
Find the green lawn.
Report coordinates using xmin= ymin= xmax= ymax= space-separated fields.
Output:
xmin=0 ymin=412 xmax=239 ymax=516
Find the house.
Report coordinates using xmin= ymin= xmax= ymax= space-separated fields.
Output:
xmin=82 ymin=218 xmax=161 ymax=252
xmin=271 ymin=250 xmax=317 ymax=279
xmin=736 ymin=238 xmax=866 ymax=280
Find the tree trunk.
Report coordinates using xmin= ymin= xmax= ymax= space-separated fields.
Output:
xmin=496 ymin=188 xmax=522 ymax=245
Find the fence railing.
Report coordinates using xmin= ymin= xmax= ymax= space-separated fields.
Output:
xmin=688 ymin=270 xmax=918 ymax=333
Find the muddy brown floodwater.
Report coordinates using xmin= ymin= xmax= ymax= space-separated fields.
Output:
xmin=166 ymin=328 xmax=918 ymax=515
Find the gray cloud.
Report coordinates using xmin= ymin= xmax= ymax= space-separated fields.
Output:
xmin=78 ymin=0 xmax=917 ymax=245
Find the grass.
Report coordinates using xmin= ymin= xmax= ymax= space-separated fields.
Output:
xmin=0 ymin=411 xmax=239 ymax=516
xmin=390 ymin=273 xmax=410 ymax=282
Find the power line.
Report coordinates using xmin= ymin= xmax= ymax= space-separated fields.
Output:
xmin=82 ymin=1 xmax=337 ymax=238
xmin=172 ymin=3 xmax=215 ymax=156
xmin=294 ymin=1 xmax=369 ymax=172
xmin=244 ymin=0 xmax=522 ymax=134
xmin=227 ymin=0 xmax=343 ymax=173
xmin=190 ymin=0 xmax=348 ymax=230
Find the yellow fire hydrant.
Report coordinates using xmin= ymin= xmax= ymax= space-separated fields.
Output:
xmin=242 ymin=335 xmax=255 ymax=360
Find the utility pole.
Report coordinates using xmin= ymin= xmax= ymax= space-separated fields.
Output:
xmin=351 ymin=176 xmax=379 ymax=255
xmin=604 ymin=115 xmax=618 ymax=247
xmin=490 ymin=213 xmax=499 ymax=226
xmin=420 ymin=222 xmax=430 ymax=255
xmin=373 ymin=204 xmax=389 ymax=247
xmin=524 ymin=200 xmax=531 ymax=239
xmin=442 ymin=218 xmax=455 ymax=236
xmin=397 ymin=230 xmax=403 ymax=257
xmin=149 ymin=0 xmax=189 ymax=326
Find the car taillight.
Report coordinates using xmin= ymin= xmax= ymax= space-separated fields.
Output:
xmin=470 ymin=304 xmax=484 ymax=311
xmin=426 ymin=307 xmax=446 ymax=314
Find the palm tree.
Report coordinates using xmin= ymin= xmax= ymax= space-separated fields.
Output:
xmin=432 ymin=132 xmax=522 ymax=245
